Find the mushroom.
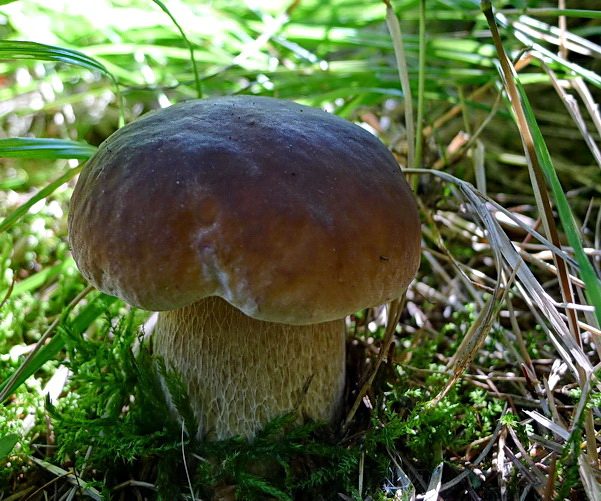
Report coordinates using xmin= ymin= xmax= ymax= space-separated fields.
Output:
xmin=68 ymin=96 xmax=421 ymax=440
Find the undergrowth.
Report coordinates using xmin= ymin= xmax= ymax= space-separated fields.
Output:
xmin=34 ymin=308 xmax=362 ymax=499
xmin=1 ymin=0 xmax=601 ymax=499
xmin=2 ymin=293 xmax=509 ymax=498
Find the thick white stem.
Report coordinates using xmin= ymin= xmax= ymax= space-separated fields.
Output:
xmin=154 ymin=296 xmax=346 ymax=440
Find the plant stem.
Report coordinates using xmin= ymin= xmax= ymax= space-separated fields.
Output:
xmin=480 ymin=0 xmax=583 ymax=346
xmin=414 ymin=0 xmax=426 ymax=169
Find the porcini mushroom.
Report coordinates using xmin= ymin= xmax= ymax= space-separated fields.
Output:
xmin=68 ymin=95 xmax=420 ymax=440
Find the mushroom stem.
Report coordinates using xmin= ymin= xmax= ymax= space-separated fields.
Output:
xmin=153 ymin=296 xmax=346 ymax=440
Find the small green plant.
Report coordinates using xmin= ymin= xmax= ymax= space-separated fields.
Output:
xmin=37 ymin=304 xmax=360 ymax=498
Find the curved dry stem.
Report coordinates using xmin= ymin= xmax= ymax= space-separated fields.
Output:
xmin=154 ymin=296 xmax=346 ymax=440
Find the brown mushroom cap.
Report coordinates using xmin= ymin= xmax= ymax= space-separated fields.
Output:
xmin=68 ymin=96 xmax=420 ymax=324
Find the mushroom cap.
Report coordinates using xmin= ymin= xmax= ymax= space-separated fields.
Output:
xmin=68 ymin=96 xmax=420 ymax=325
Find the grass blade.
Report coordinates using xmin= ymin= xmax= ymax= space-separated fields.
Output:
xmin=518 ymin=81 xmax=601 ymax=326
xmin=384 ymin=0 xmax=415 ymax=169
xmin=0 ymin=40 xmax=125 ymax=125
xmin=0 ymin=288 xmax=115 ymax=404
xmin=496 ymin=15 xmax=601 ymax=89
xmin=494 ymin=8 xmax=601 ymax=19
xmin=149 ymin=0 xmax=202 ymax=98
xmin=0 ymin=434 xmax=19 ymax=459
xmin=0 ymin=165 xmax=82 ymax=233
xmin=0 ymin=40 xmax=112 ymax=76
xmin=481 ymin=0 xmax=585 ymax=345
xmin=0 ymin=333 xmax=66 ymax=403
xmin=0 ymin=259 xmax=73 ymax=300
xmin=414 ymin=0 xmax=426 ymax=169
xmin=0 ymin=138 xmax=96 ymax=160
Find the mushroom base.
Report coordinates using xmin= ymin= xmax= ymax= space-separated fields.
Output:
xmin=153 ymin=296 xmax=346 ymax=440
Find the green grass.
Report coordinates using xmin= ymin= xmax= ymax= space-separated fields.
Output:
xmin=1 ymin=0 xmax=601 ymax=499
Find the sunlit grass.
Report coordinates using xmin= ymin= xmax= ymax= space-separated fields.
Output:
xmin=1 ymin=0 xmax=600 ymax=498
